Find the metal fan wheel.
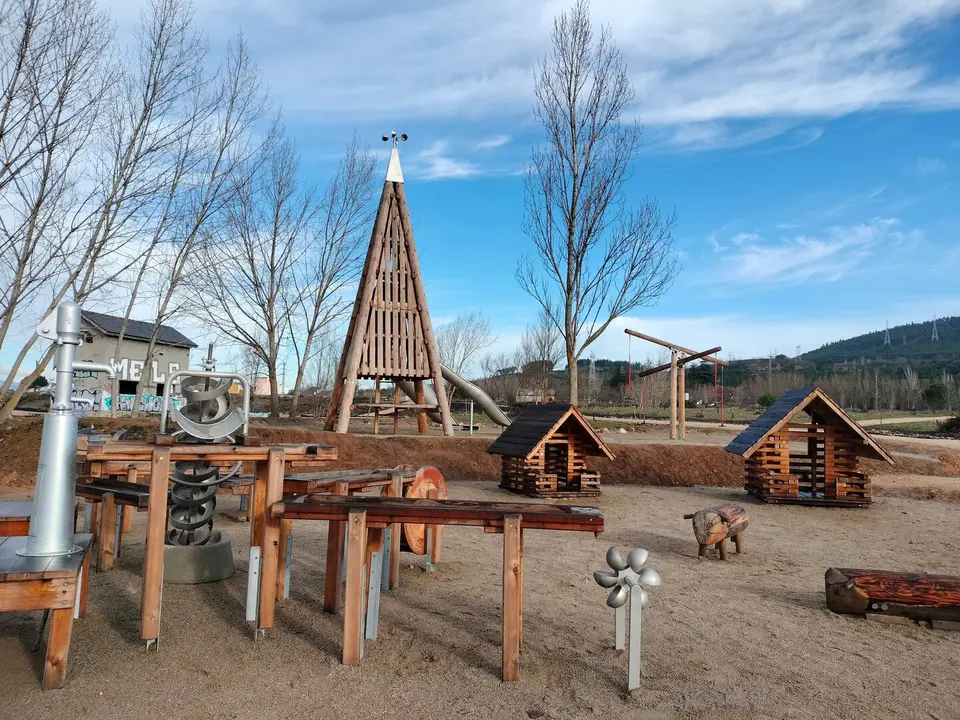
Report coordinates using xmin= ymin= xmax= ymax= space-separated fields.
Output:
xmin=400 ymin=465 xmax=447 ymax=556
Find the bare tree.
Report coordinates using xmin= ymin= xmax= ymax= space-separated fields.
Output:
xmin=516 ymin=307 xmax=562 ymax=403
xmin=285 ymin=133 xmax=377 ymax=419
xmin=122 ymin=32 xmax=270 ymax=410
xmin=479 ymin=351 xmax=516 ymax=404
xmin=517 ymin=0 xmax=679 ymax=406
xmin=190 ymin=127 xmax=311 ymax=417
xmin=0 ymin=0 xmax=112 ymax=367
xmin=436 ymin=310 xmax=495 ymax=400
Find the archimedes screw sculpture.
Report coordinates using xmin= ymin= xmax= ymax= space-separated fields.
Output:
xmin=159 ymin=344 xmax=249 ymax=584
xmin=594 ymin=547 xmax=662 ymax=692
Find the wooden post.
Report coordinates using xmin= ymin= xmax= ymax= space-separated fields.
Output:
xmin=387 ymin=474 xmax=402 ymax=589
xmin=373 ymin=376 xmax=381 ymax=435
xmin=415 ymin=380 xmax=427 ymax=434
xmin=669 ymin=351 xmax=678 ymax=441
xmin=121 ymin=466 xmax=136 ymax=533
xmin=733 ymin=531 xmax=743 ymax=554
xmin=343 ymin=509 xmax=368 ymax=666
xmin=323 ymin=481 xmax=349 ymax=612
xmin=42 ymin=607 xmax=74 ymax=690
xmin=141 ymin=447 xmax=170 ymax=646
xmin=394 ymin=183 xmax=455 ymax=437
xmin=276 ymin=518 xmax=293 ymax=602
xmin=332 ymin=185 xmax=394 ymax=433
xmin=678 ymin=362 xmax=687 ymax=441
xmin=97 ymin=492 xmax=117 ymax=571
xmin=502 ymin=514 xmax=522 ymax=681
xmin=393 ymin=384 xmax=400 ymax=435
xmin=257 ymin=448 xmax=285 ymax=633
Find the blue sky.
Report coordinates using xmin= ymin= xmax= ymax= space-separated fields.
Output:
xmin=27 ymin=0 xmax=960 ymax=373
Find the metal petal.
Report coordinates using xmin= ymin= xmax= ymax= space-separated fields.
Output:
xmin=627 ymin=548 xmax=649 ymax=571
xmin=594 ymin=570 xmax=620 ymax=588
xmin=638 ymin=567 xmax=662 ymax=587
xmin=606 ymin=546 xmax=627 ymax=571
xmin=639 ymin=587 xmax=650 ymax=609
xmin=607 ymin=585 xmax=628 ymax=608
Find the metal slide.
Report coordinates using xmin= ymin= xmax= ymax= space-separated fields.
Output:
xmin=396 ymin=364 xmax=511 ymax=427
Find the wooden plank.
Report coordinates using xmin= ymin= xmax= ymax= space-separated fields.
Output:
xmin=0 ymin=577 xmax=76 ymax=611
xmin=122 ymin=466 xmax=137 ymax=533
xmin=387 ymin=475 xmax=402 ymax=589
xmin=42 ymin=607 xmax=74 ymax=690
xmin=141 ymin=448 xmax=170 ymax=644
xmin=624 ymin=329 xmax=727 ymax=366
xmin=276 ymin=518 xmax=292 ymax=602
xmin=257 ymin=448 xmax=285 ymax=632
xmin=669 ymin=352 xmax=677 ymax=441
xmin=343 ymin=509 xmax=367 ymax=666
xmin=502 ymin=515 xmax=522 ymax=681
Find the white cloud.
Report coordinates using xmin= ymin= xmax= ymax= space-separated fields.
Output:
xmin=411 ymin=140 xmax=480 ymax=181
xmin=101 ymin=0 xmax=960 ymax=149
xmin=911 ymin=156 xmax=948 ymax=177
xmin=712 ymin=218 xmax=921 ymax=285
xmin=475 ymin=134 xmax=511 ymax=150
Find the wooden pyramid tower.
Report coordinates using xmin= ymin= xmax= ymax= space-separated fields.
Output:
xmin=325 ymin=143 xmax=454 ymax=436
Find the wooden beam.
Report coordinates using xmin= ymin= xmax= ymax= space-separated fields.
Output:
xmin=257 ymin=448 xmax=285 ymax=632
xmin=624 ymin=329 xmax=728 ymax=366
xmin=679 ymin=363 xmax=687 ymax=441
xmin=323 ymin=482 xmax=349 ymax=613
xmin=502 ymin=514 xmax=522 ymax=681
xmin=343 ymin=509 xmax=368 ymax=665
xmin=141 ymin=448 xmax=169 ymax=645
xmin=632 ymin=346 xmax=722 ymax=380
xmin=669 ymin=351 xmax=678 ymax=441
xmin=43 ymin=607 xmax=74 ymax=690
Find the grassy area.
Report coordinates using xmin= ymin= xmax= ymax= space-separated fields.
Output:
xmin=582 ymin=405 xmax=949 ymax=424
xmin=868 ymin=421 xmax=944 ymax=434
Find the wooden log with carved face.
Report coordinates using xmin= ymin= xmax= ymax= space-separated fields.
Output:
xmin=825 ymin=568 xmax=960 ymax=623
xmin=682 ymin=504 xmax=748 ymax=559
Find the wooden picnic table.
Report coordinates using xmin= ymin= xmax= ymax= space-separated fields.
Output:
xmin=267 ymin=492 xmax=604 ymax=681
xmin=80 ymin=440 xmax=337 ymax=648
xmin=0 ymin=534 xmax=93 ymax=689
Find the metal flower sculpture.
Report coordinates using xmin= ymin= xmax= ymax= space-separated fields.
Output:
xmin=593 ymin=547 xmax=662 ymax=692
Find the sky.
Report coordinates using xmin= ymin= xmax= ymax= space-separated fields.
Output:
xmin=7 ymin=0 xmax=960 ymax=378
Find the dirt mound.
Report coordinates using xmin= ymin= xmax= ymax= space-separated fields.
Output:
xmin=0 ymin=415 xmax=955 ymax=494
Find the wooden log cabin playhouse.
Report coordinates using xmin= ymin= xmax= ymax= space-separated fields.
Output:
xmin=725 ymin=386 xmax=894 ymax=507
xmin=488 ymin=405 xmax=614 ymax=498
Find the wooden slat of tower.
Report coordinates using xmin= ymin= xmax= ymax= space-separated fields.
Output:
xmin=327 ymin=146 xmax=454 ymax=436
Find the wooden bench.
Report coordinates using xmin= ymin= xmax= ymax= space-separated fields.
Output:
xmin=267 ymin=493 xmax=604 ymax=681
xmin=0 ymin=535 xmax=93 ymax=689
xmin=76 ymin=478 xmax=151 ymax=571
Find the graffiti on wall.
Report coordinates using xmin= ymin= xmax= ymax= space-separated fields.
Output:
xmin=74 ymin=359 xmax=182 ymax=386
xmin=70 ymin=389 xmax=184 ymax=415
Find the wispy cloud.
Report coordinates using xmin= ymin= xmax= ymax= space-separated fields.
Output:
xmin=910 ymin=156 xmax=948 ymax=177
xmin=411 ymin=140 xmax=480 ymax=181
xmin=712 ymin=218 xmax=921 ymax=285
xmin=475 ymin=134 xmax=511 ymax=150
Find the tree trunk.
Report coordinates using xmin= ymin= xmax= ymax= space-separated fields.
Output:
xmin=289 ymin=364 xmax=306 ymax=419
xmin=567 ymin=349 xmax=578 ymax=406
xmin=269 ymin=373 xmax=279 ymax=418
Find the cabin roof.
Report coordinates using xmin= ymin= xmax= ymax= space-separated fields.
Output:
xmin=81 ymin=311 xmax=197 ymax=349
xmin=487 ymin=404 xmax=615 ymax=460
xmin=724 ymin=386 xmax=895 ymax=464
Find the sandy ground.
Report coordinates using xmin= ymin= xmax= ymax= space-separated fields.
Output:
xmin=2 ymin=483 xmax=958 ymax=720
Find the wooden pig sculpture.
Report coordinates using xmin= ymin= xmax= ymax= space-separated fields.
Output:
xmin=682 ymin=504 xmax=748 ymax=560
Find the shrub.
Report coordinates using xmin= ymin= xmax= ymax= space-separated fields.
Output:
xmin=758 ymin=393 xmax=777 ymax=408
xmin=938 ymin=416 xmax=960 ymax=434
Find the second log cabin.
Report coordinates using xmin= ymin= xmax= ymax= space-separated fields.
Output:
xmin=488 ymin=404 xmax=614 ymax=498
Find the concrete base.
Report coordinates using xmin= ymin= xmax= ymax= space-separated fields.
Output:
xmin=163 ymin=531 xmax=235 ymax=584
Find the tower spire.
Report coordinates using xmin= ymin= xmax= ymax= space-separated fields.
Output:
xmin=932 ymin=317 xmax=940 ymax=342
xmin=883 ymin=321 xmax=891 ymax=347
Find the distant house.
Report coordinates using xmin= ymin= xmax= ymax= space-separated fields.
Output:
xmin=74 ymin=311 xmax=197 ymax=397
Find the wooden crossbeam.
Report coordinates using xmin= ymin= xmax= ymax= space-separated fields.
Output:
xmin=624 ymin=329 xmax=727 ymax=366
xmin=633 ymin=346 xmax=723 ymax=379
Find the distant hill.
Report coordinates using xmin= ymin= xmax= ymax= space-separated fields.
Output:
xmin=802 ymin=317 xmax=960 ymax=364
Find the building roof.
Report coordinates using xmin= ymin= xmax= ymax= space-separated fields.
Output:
xmin=81 ymin=311 xmax=197 ymax=349
xmin=487 ymin=404 xmax=615 ymax=460
xmin=724 ymin=386 xmax=894 ymax=463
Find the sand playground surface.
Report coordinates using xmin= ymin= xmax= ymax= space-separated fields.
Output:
xmin=0 ymin=417 xmax=958 ymax=719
